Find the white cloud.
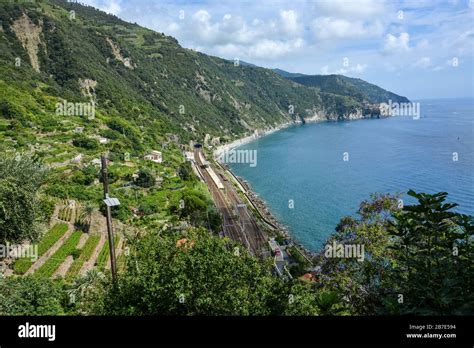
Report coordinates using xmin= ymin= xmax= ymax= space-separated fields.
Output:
xmin=279 ymin=10 xmax=301 ymax=36
xmin=321 ymin=63 xmax=368 ymax=75
xmin=215 ymin=38 xmax=304 ymax=60
xmin=104 ymin=0 xmax=121 ymax=15
xmin=352 ymin=63 xmax=368 ymax=73
xmin=339 ymin=63 xmax=368 ymax=74
xmin=450 ymin=30 xmax=474 ymax=56
xmin=161 ymin=8 xmax=306 ymax=61
xmin=312 ymin=17 xmax=383 ymax=40
xmin=312 ymin=0 xmax=387 ymax=19
xmin=384 ymin=32 xmax=410 ymax=52
xmin=193 ymin=10 xmax=211 ymax=23
xmin=250 ymin=38 xmax=304 ymax=59
xmin=82 ymin=0 xmax=122 ymax=15
xmin=178 ymin=10 xmax=259 ymax=46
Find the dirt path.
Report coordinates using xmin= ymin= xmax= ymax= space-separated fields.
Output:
xmin=79 ymin=234 xmax=106 ymax=276
xmin=76 ymin=233 xmax=89 ymax=249
xmin=52 ymin=256 xmax=74 ymax=279
xmin=49 ymin=205 xmax=61 ymax=226
xmin=24 ymin=224 xmax=74 ymax=276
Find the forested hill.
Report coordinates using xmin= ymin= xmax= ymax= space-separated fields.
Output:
xmin=286 ymin=74 xmax=410 ymax=104
xmin=1 ymin=0 xmax=406 ymax=149
xmin=272 ymin=68 xmax=307 ymax=78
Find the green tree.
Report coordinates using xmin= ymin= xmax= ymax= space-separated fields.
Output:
xmin=0 ymin=277 xmax=68 ymax=315
xmin=72 ymin=136 xmax=99 ymax=150
xmin=81 ymin=165 xmax=98 ymax=185
xmin=135 ymin=168 xmax=155 ymax=188
xmin=321 ymin=191 xmax=474 ymax=315
xmin=67 ymin=269 xmax=107 ymax=315
xmin=317 ymin=193 xmax=399 ymax=315
xmin=381 ymin=190 xmax=474 ymax=315
xmin=0 ymin=152 xmax=48 ymax=244
xmin=178 ymin=162 xmax=193 ymax=181
xmin=93 ymin=228 xmax=320 ymax=315
xmin=0 ymin=100 xmax=20 ymax=119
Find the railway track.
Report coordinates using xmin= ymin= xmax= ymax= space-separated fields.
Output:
xmin=194 ymin=149 xmax=267 ymax=255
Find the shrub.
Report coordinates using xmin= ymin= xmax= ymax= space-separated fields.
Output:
xmin=0 ymin=277 xmax=68 ymax=315
xmin=136 ymin=168 xmax=155 ymax=188
xmin=72 ymin=136 xmax=99 ymax=150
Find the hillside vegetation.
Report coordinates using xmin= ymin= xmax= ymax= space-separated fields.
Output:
xmin=287 ymin=74 xmax=410 ymax=104
xmin=0 ymin=0 xmax=406 ymax=153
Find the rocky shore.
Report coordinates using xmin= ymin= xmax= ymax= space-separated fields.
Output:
xmin=235 ymin=174 xmax=317 ymax=262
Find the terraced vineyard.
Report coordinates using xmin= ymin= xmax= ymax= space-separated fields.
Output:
xmin=13 ymin=224 xmax=69 ymax=275
xmin=58 ymin=205 xmax=75 ymax=223
xmin=66 ymin=235 xmax=101 ymax=279
xmin=11 ymin=198 xmax=123 ymax=279
xmin=34 ymin=231 xmax=83 ymax=278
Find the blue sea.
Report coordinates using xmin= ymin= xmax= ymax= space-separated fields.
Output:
xmin=229 ymin=98 xmax=474 ymax=251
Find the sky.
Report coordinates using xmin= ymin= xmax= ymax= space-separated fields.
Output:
xmin=81 ymin=0 xmax=474 ymax=99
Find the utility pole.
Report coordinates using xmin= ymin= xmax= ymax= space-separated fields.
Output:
xmin=101 ymin=155 xmax=118 ymax=284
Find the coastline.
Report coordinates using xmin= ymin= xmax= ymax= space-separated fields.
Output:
xmin=212 ymin=108 xmax=381 ymax=159
xmin=213 ymin=120 xmax=297 ymax=160
xmin=210 ymin=110 xmax=392 ymax=259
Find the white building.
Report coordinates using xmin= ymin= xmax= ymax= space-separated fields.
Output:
xmin=144 ymin=150 xmax=163 ymax=164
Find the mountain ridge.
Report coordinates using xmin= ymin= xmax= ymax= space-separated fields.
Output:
xmin=287 ymin=74 xmax=410 ymax=104
xmin=271 ymin=69 xmax=409 ymax=104
xmin=1 ymin=0 xmax=408 ymax=151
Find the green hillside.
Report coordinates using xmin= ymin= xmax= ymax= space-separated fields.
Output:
xmin=0 ymin=0 xmax=410 ymax=225
xmin=0 ymin=0 xmax=405 ymax=155
xmin=272 ymin=68 xmax=307 ymax=78
xmin=287 ymin=74 xmax=410 ymax=104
